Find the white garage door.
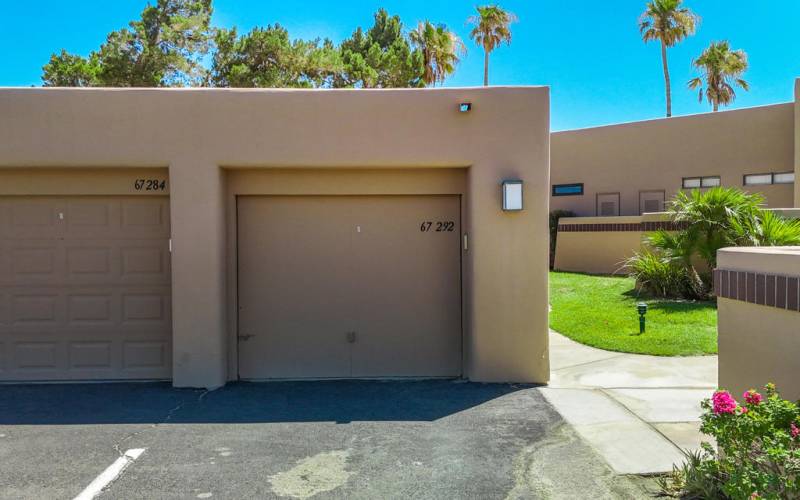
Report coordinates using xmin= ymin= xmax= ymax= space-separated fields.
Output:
xmin=237 ymin=195 xmax=462 ymax=379
xmin=0 ymin=196 xmax=172 ymax=381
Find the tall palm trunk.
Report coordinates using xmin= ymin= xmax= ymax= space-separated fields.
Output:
xmin=483 ymin=49 xmax=489 ymax=86
xmin=660 ymin=40 xmax=672 ymax=117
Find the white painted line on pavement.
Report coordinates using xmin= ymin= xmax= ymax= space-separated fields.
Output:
xmin=73 ymin=448 xmax=146 ymax=500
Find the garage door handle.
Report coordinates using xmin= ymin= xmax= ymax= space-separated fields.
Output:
xmin=238 ymin=334 xmax=256 ymax=341
xmin=346 ymin=331 xmax=356 ymax=343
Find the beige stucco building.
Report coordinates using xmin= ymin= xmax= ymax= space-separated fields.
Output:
xmin=0 ymin=86 xmax=551 ymax=389
xmin=551 ymin=79 xmax=800 ymax=275
xmin=551 ymin=80 xmax=800 ymax=217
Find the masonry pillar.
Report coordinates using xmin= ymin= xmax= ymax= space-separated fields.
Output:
xmin=169 ymin=161 xmax=227 ymax=388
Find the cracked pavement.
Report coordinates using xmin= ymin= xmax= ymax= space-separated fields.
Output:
xmin=0 ymin=380 xmax=654 ymax=499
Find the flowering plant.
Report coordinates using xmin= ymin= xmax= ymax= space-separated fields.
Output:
xmin=660 ymin=384 xmax=800 ymax=499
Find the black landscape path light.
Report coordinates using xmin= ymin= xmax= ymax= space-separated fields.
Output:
xmin=637 ymin=302 xmax=648 ymax=334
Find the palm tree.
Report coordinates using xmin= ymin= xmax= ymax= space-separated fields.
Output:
xmin=660 ymin=187 xmax=764 ymax=268
xmin=688 ymin=41 xmax=749 ymax=112
xmin=468 ymin=5 xmax=516 ymax=86
xmin=410 ymin=21 xmax=466 ymax=87
xmin=639 ymin=0 xmax=699 ymax=118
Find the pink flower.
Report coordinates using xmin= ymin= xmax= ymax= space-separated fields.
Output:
xmin=740 ymin=406 xmax=749 ymax=414
xmin=712 ymin=391 xmax=737 ymax=415
xmin=791 ymin=423 xmax=800 ymax=439
xmin=743 ymin=390 xmax=763 ymax=406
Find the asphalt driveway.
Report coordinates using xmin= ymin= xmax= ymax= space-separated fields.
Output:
xmin=0 ymin=380 xmax=651 ymax=499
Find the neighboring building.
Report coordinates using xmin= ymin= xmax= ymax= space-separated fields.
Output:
xmin=0 ymin=86 xmax=550 ymax=388
xmin=551 ymin=79 xmax=800 ymax=275
xmin=551 ymin=80 xmax=800 ymax=217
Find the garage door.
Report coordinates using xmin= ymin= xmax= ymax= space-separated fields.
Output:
xmin=237 ymin=195 xmax=462 ymax=379
xmin=0 ymin=196 xmax=172 ymax=381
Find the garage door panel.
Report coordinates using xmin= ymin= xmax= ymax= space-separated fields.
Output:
xmin=68 ymin=293 xmax=114 ymax=325
xmin=238 ymin=195 xmax=462 ymax=380
xmin=5 ymin=199 xmax=63 ymax=238
xmin=0 ymin=335 xmax=171 ymax=380
xmin=12 ymin=244 xmax=58 ymax=276
xmin=351 ymin=196 xmax=461 ymax=377
xmin=3 ymin=241 xmax=62 ymax=286
xmin=122 ymin=292 xmax=171 ymax=325
xmin=0 ymin=201 xmax=7 ymax=232
xmin=121 ymin=199 xmax=171 ymax=238
xmin=66 ymin=246 xmax=112 ymax=276
xmin=61 ymin=240 xmax=171 ymax=286
xmin=120 ymin=243 xmax=170 ymax=281
xmin=69 ymin=341 xmax=114 ymax=370
xmin=0 ymin=196 xmax=172 ymax=381
xmin=0 ymin=286 xmax=170 ymax=332
xmin=0 ymin=292 xmax=6 ymax=325
xmin=62 ymin=199 xmax=170 ymax=239
xmin=12 ymin=341 xmax=62 ymax=371
xmin=3 ymin=243 xmax=170 ymax=287
xmin=10 ymin=293 xmax=60 ymax=326
xmin=65 ymin=200 xmax=113 ymax=228
xmin=122 ymin=340 xmax=169 ymax=370
xmin=237 ymin=197 xmax=354 ymax=379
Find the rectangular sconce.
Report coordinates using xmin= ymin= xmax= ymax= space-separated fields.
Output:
xmin=459 ymin=102 xmax=472 ymax=113
xmin=502 ymin=180 xmax=523 ymax=211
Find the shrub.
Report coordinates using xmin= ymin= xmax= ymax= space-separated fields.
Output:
xmin=668 ymin=187 xmax=765 ymax=269
xmin=659 ymin=384 xmax=800 ymax=499
xmin=731 ymin=209 xmax=800 ymax=248
xmin=635 ymin=187 xmax=800 ymax=300
xmin=624 ymin=249 xmax=707 ymax=299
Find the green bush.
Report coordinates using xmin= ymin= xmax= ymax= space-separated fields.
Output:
xmin=624 ymin=249 xmax=707 ymax=299
xmin=659 ymin=384 xmax=800 ymax=499
xmin=632 ymin=187 xmax=800 ymax=300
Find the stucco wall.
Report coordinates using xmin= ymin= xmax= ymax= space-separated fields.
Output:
xmin=552 ymin=103 xmax=796 ymax=217
xmin=0 ymin=86 xmax=550 ymax=388
xmin=553 ymin=213 xmax=672 ymax=275
xmin=554 ymin=216 xmax=647 ymax=274
xmin=716 ymin=247 xmax=800 ymax=401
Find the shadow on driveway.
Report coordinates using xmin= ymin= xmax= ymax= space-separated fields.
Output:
xmin=1 ymin=379 xmax=534 ymax=425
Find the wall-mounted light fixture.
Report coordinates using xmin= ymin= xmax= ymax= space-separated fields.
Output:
xmin=502 ymin=180 xmax=523 ymax=211
xmin=459 ymin=102 xmax=472 ymax=113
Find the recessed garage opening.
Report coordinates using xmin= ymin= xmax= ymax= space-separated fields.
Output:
xmin=236 ymin=195 xmax=462 ymax=380
xmin=0 ymin=195 xmax=172 ymax=381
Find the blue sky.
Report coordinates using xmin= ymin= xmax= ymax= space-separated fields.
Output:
xmin=1 ymin=0 xmax=798 ymax=130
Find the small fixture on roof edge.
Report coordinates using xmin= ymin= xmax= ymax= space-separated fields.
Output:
xmin=459 ymin=102 xmax=472 ymax=113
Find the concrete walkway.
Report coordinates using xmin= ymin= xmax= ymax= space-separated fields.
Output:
xmin=539 ymin=330 xmax=718 ymax=475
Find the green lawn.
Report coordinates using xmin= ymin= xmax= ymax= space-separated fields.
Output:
xmin=549 ymin=271 xmax=717 ymax=356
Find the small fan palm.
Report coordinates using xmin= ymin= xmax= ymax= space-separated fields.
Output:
xmin=688 ymin=41 xmax=749 ymax=112
xmin=730 ymin=210 xmax=800 ymax=247
xmin=667 ymin=187 xmax=763 ymax=267
xmin=632 ymin=187 xmax=799 ymax=299
xmin=468 ymin=5 xmax=516 ymax=86
xmin=639 ymin=0 xmax=699 ymax=117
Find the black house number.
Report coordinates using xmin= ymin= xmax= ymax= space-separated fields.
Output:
xmin=134 ymin=179 xmax=167 ymax=191
xmin=420 ymin=221 xmax=455 ymax=232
